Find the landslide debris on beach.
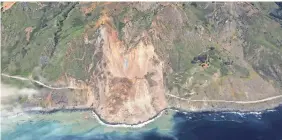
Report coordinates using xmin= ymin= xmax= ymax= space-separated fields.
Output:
xmin=1 ymin=2 xmax=282 ymax=124
xmin=95 ymin=25 xmax=167 ymax=123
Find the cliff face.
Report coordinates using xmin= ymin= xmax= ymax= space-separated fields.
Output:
xmin=1 ymin=2 xmax=282 ymax=124
xmin=94 ymin=25 xmax=167 ymax=124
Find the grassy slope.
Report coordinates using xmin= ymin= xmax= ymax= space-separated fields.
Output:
xmin=1 ymin=3 xmax=96 ymax=85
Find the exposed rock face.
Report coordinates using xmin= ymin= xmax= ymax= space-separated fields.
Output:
xmin=95 ymin=26 xmax=167 ymax=124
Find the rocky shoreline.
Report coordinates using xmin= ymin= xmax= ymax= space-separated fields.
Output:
xmin=11 ymin=100 xmax=282 ymax=128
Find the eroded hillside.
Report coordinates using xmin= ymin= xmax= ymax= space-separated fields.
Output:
xmin=1 ymin=2 xmax=282 ymax=124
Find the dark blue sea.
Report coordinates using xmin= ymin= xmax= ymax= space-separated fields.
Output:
xmin=2 ymin=105 xmax=282 ymax=140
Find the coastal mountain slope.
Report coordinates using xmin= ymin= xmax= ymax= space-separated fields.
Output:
xmin=1 ymin=2 xmax=282 ymax=124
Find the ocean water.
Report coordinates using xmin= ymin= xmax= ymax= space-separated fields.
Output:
xmin=2 ymin=105 xmax=282 ymax=140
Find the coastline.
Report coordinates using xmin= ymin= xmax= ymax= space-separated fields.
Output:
xmin=2 ymin=73 xmax=282 ymax=128
xmin=3 ymin=104 xmax=282 ymax=140
xmin=82 ymin=104 xmax=282 ymax=128
xmin=8 ymin=102 xmax=282 ymax=129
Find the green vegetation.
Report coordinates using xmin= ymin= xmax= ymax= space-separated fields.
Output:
xmin=18 ymin=95 xmax=28 ymax=104
xmin=2 ymin=2 xmax=281 ymax=92
xmin=1 ymin=3 xmax=94 ymax=82
xmin=220 ymin=66 xmax=229 ymax=76
xmin=113 ymin=16 xmax=126 ymax=40
xmin=2 ymin=3 xmax=72 ymax=78
xmin=242 ymin=3 xmax=282 ymax=87
xmin=233 ymin=64 xmax=250 ymax=78
xmin=39 ymin=100 xmax=47 ymax=108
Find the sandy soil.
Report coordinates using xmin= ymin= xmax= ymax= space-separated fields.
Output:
xmin=1 ymin=2 xmax=16 ymax=12
xmin=25 ymin=27 xmax=33 ymax=42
